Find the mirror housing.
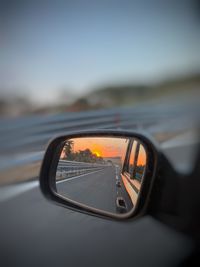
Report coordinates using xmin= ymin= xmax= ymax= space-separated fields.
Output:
xmin=39 ymin=129 xmax=160 ymax=220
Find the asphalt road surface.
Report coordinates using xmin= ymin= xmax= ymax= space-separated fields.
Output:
xmin=56 ymin=166 xmax=133 ymax=214
xmin=57 ymin=166 xmax=119 ymax=213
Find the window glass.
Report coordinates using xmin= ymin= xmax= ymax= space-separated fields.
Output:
xmin=134 ymin=145 xmax=147 ymax=182
xmin=128 ymin=141 xmax=137 ymax=175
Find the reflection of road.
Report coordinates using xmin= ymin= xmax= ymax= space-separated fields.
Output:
xmin=56 ymin=166 xmax=132 ymax=213
xmin=57 ymin=166 xmax=117 ymax=213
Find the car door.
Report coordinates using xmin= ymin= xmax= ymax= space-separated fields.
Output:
xmin=121 ymin=139 xmax=147 ymax=207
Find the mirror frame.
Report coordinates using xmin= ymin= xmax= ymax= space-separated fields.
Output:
xmin=40 ymin=129 xmax=160 ymax=220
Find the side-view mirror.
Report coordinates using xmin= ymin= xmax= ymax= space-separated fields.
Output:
xmin=40 ymin=130 xmax=159 ymax=219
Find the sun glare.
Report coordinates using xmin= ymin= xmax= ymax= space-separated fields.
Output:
xmin=93 ymin=151 xmax=101 ymax=157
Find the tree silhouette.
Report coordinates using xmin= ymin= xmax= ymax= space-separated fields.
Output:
xmin=63 ymin=140 xmax=74 ymax=160
xmin=62 ymin=142 xmax=105 ymax=164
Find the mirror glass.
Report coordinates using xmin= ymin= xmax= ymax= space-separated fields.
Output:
xmin=55 ymin=136 xmax=147 ymax=215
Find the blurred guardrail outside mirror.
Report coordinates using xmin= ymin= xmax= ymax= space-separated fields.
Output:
xmin=54 ymin=136 xmax=147 ymax=215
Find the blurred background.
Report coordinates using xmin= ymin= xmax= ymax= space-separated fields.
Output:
xmin=0 ymin=3 xmax=200 ymax=267
xmin=0 ymin=0 xmax=199 ymax=116
xmin=0 ymin=0 xmax=200 ymax=186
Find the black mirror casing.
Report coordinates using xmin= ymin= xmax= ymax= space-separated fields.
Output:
xmin=39 ymin=129 xmax=175 ymax=220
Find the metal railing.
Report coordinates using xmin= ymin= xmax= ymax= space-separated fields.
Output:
xmin=0 ymin=102 xmax=198 ymax=185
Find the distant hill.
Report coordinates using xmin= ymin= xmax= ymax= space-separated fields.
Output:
xmin=67 ymin=73 xmax=200 ymax=111
xmin=0 ymin=73 xmax=199 ymax=116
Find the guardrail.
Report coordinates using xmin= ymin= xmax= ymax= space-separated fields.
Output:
xmin=0 ymin=104 xmax=196 ymax=155
xmin=0 ymin=103 xmax=198 ymax=185
xmin=56 ymin=160 xmax=109 ymax=180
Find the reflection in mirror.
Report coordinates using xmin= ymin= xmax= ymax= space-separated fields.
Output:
xmin=55 ymin=136 xmax=147 ymax=215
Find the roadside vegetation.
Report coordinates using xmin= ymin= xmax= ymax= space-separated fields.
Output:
xmin=62 ymin=141 xmax=105 ymax=164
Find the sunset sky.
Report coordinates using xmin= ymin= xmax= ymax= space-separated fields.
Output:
xmin=61 ymin=137 xmax=147 ymax=166
xmin=72 ymin=137 xmax=129 ymax=159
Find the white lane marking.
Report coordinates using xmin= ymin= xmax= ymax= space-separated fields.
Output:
xmin=0 ymin=180 xmax=39 ymax=202
xmin=57 ymin=168 xmax=105 ymax=184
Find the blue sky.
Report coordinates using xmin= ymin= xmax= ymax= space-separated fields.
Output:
xmin=0 ymin=0 xmax=199 ymax=104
